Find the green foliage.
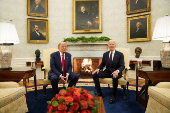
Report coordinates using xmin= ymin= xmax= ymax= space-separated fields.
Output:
xmin=88 ymin=91 xmax=92 ymax=95
xmin=66 ymin=87 xmax=69 ymax=92
xmin=69 ymin=102 xmax=73 ymax=106
xmin=59 ymin=98 xmax=64 ymax=104
xmin=93 ymin=100 xmax=99 ymax=105
xmin=52 ymin=101 xmax=59 ymax=107
xmin=63 ymin=36 xmax=111 ymax=43
xmin=47 ymin=101 xmax=51 ymax=104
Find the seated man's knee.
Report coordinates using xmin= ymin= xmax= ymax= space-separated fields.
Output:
xmin=74 ymin=73 xmax=79 ymax=80
xmin=50 ymin=76 xmax=59 ymax=83
xmin=92 ymin=73 xmax=98 ymax=78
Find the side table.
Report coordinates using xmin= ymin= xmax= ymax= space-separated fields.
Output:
xmin=136 ymin=67 xmax=170 ymax=109
xmin=0 ymin=66 xmax=37 ymax=102
xmin=26 ymin=61 xmax=44 ymax=81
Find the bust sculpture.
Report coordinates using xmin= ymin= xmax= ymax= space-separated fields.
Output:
xmin=135 ymin=47 xmax=142 ymax=58
xmin=35 ymin=49 xmax=41 ymax=61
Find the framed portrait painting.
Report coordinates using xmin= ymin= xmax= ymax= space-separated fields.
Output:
xmin=127 ymin=13 xmax=151 ymax=42
xmin=72 ymin=0 xmax=102 ymax=33
xmin=27 ymin=0 xmax=48 ymax=17
xmin=126 ymin=0 xmax=151 ymax=15
xmin=27 ymin=18 xmax=49 ymax=43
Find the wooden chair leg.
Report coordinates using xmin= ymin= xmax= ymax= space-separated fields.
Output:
xmin=127 ymin=81 xmax=129 ymax=91
xmin=122 ymin=85 xmax=126 ymax=100
xmin=43 ymin=84 xmax=48 ymax=98
xmin=108 ymin=84 xmax=110 ymax=88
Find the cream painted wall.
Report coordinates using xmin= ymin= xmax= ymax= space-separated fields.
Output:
xmin=0 ymin=0 xmax=170 ymax=60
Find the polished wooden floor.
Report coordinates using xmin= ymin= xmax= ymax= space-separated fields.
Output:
xmin=18 ymin=78 xmax=145 ymax=87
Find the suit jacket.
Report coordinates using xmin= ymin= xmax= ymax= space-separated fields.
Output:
xmin=48 ymin=51 xmax=72 ymax=79
xmin=98 ymin=50 xmax=125 ymax=78
xmin=130 ymin=0 xmax=146 ymax=11
xmin=31 ymin=4 xmax=45 ymax=14
xmin=30 ymin=31 xmax=45 ymax=40
xmin=131 ymin=27 xmax=146 ymax=39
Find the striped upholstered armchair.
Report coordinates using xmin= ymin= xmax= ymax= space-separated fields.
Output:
xmin=146 ymin=82 xmax=170 ymax=113
xmin=0 ymin=82 xmax=28 ymax=113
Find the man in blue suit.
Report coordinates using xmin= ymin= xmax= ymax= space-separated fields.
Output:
xmin=48 ymin=42 xmax=79 ymax=95
xmin=92 ymin=40 xmax=125 ymax=104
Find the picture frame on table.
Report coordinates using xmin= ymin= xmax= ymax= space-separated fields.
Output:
xmin=127 ymin=13 xmax=151 ymax=42
xmin=72 ymin=0 xmax=102 ymax=33
xmin=126 ymin=0 xmax=151 ymax=15
xmin=27 ymin=0 xmax=48 ymax=17
xmin=27 ymin=18 xmax=49 ymax=43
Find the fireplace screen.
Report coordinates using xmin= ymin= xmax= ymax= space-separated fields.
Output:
xmin=73 ymin=57 xmax=102 ymax=78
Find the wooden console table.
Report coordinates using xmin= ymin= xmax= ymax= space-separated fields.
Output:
xmin=26 ymin=61 xmax=44 ymax=67
xmin=0 ymin=66 xmax=37 ymax=101
xmin=136 ymin=67 xmax=170 ymax=109
xmin=130 ymin=60 xmax=151 ymax=66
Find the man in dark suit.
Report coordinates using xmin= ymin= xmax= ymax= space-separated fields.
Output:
xmin=76 ymin=6 xmax=98 ymax=30
xmin=130 ymin=0 xmax=146 ymax=11
xmin=30 ymin=25 xmax=45 ymax=40
xmin=31 ymin=0 xmax=45 ymax=14
xmin=92 ymin=40 xmax=125 ymax=104
xmin=131 ymin=22 xmax=147 ymax=39
xmin=48 ymin=42 xmax=79 ymax=95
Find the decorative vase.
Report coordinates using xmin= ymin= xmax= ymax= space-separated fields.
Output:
xmin=160 ymin=42 xmax=170 ymax=68
xmin=0 ymin=45 xmax=12 ymax=69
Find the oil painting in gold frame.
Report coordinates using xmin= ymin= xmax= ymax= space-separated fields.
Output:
xmin=126 ymin=0 xmax=151 ymax=15
xmin=27 ymin=0 xmax=48 ymax=17
xmin=27 ymin=18 xmax=49 ymax=43
xmin=72 ymin=0 xmax=102 ymax=33
xmin=127 ymin=13 xmax=151 ymax=42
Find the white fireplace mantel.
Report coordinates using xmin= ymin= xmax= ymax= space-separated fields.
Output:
xmin=67 ymin=41 xmax=108 ymax=62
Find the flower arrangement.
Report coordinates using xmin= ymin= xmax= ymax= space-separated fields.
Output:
xmin=47 ymin=87 xmax=100 ymax=113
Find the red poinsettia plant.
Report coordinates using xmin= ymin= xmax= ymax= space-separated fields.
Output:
xmin=47 ymin=87 xmax=100 ymax=113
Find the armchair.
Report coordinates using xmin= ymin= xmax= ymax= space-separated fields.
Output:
xmin=99 ymin=48 xmax=130 ymax=100
xmin=42 ymin=48 xmax=69 ymax=98
xmin=0 ymin=82 xmax=28 ymax=113
xmin=146 ymin=82 xmax=170 ymax=113
xmin=43 ymin=48 xmax=57 ymax=98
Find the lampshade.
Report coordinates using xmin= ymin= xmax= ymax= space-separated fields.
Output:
xmin=152 ymin=15 xmax=170 ymax=42
xmin=0 ymin=22 xmax=20 ymax=69
xmin=0 ymin=22 xmax=20 ymax=44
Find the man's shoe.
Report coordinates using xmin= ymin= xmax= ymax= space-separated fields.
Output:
xmin=109 ymin=95 xmax=117 ymax=104
xmin=95 ymin=92 xmax=103 ymax=96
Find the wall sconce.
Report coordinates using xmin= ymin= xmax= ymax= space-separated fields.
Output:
xmin=152 ymin=15 xmax=170 ymax=68
xmin=0 ymin=22 xmax=20 ymax=70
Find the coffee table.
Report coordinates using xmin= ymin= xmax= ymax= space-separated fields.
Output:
xmin=95 ymin=96 xmax=106 ymax=113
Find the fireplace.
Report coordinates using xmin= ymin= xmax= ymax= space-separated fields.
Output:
xmin=73 ymin=57 xmax=102 ymax=78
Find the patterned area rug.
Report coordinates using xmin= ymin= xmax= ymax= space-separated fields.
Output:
xmin=27 ymin=82 xmax=142 ymax=92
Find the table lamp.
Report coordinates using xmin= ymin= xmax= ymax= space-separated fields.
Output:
xmin=0 ymin=22 xmax=20 ymax=69
xmin=152 ymin=15 xmax=170 ymax=68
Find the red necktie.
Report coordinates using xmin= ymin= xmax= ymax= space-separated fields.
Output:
xmin=62 ymin=54 xmax=65 ymax=77
xmin=109 ymin=52 xmax=112 ymax=66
